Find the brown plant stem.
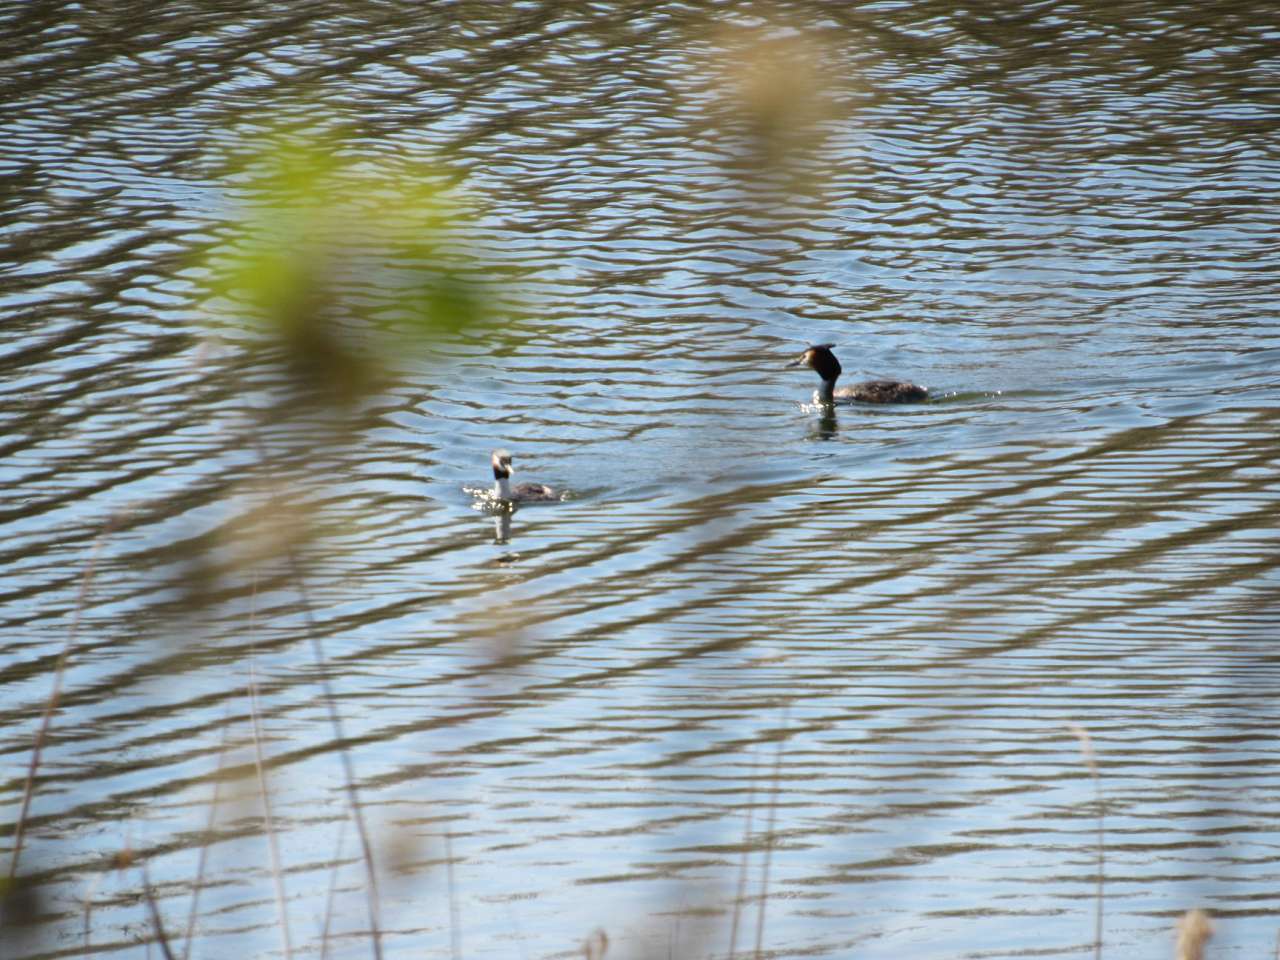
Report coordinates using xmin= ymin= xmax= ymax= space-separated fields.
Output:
xmin=9 ymin=516 xmax=117 ymax=881
xmin=249 ymin=659 xmax=293 ymax=960
xmin=293 ymin=572 xmax=383 ymax=958
xmin=182 ymin=715 xmax=232 ymax=960
xmin=446 ymin=829 xmax=461 ymax=960
xmin=727 ymin=748 xmax=760 ymax=960
xmin=246 ymin=421 xmax=384 ymax=959
xmin=753 ymin=712 xmax=788 ymax=960
xmin=319 ymin=815 xmax=348 ymax=960
xmin=142 ymin=864 xmax=179 ymax=960
xmin=1068 ymin=722 xmax=1104 ymax=960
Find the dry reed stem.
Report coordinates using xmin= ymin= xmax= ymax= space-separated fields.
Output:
xmin=1067 ymin=722 xmax=1104 ymax=960
xmin=446 ymin=829 xmax=461 ymax=960
xmin=182 ymin=715 xmax=233 ymax=960
xmin=727 ymin=748 xmax=760 ymax=960
xmin=141 ymin=864 xmax=178 ymax=960
xmin=293 ymin=572 xmax=383 ymax=959
xmin=249 ymin=658 xmax=294 ymax=960
xmin=9 ymin=518 xmax=116 ymax=881
xmin=1174 ymin=909 xmax=1213 ymax=960
xmin=753 ymin=713 xmax=788 ymax=960
xmin=319 ymin=815 xmax=348 ymax=960
xmin=82 ymin=874 xmax=101 ymax=954
xmin=243 ymin=408 xmax=383 ymax=955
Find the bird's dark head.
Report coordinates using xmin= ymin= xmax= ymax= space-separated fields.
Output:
xmin=786 ymin=343 xmax=841 ymax=382
xmin=491 ymin=449 xmax=514 ymax=479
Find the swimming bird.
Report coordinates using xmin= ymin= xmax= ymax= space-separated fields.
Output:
xmin=491 ymin=449 xmax=559 ymax=503
xmin=786 ymin=343 xmax=928 ymax=404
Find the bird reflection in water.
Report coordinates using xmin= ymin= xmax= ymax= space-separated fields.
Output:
xmin=486 ymin=506 xmax=522 ymax=567
xmin=811 ymin=406 xmax=839 ymax=441
xmin=492 ymin=508 xmax=513 ymax=546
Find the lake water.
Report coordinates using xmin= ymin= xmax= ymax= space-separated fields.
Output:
xmin=3 ymin=3 xmax=1279 ymax=958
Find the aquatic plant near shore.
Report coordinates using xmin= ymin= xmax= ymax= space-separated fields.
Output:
xmin=200 ymin=119 xmax=498 ymax=409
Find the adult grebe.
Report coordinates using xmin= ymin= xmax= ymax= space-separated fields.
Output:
xmin=787 ymin=344 xmax=928 ymax=404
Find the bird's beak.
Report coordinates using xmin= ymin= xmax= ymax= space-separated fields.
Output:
xmin=785 ymin=355 xmax=806 ymax=369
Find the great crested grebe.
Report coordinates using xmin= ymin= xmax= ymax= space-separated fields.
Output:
xmin=787 ymin=343 xmax=928 ymax=404
xmin=490 ymin=449 xmax=559 ymax=503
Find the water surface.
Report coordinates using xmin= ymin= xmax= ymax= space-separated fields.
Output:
xmin=2 ymin=2 xmax=1279 ymax=958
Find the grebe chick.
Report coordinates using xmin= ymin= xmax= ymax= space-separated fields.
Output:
xmin=787 ymin=344 xmax=928 ymax=404
xmin=491 ymin=449 xmax=559 ymax=503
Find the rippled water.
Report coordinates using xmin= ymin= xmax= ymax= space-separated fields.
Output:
xmin=3 ymin=2 xmax=1280 ymax=958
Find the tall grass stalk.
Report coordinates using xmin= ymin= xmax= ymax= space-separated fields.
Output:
xmin=9 ymin=517 xmax=116 ymax=881
xmin=82 ymin=874 xmax=102 ymax=954
xmin=1068 ymin=722 xmax=1104 ymax=960
xmin=182 ymin=715 xmax=232 ymax=960
xmin=293 ymin=573 xmax=383 ymax=958
xmin=727 ymin=748 xmax=760 ymax=960
xmin=319 ymin=815 xmax=348 ymax=960
xmin=249 ymin=659 xmax=293 ymax=960
xmin=244 ymin=421 xmax=384 ymax=957
xmin=753 ymin=714 xmax=788 ymax=960
xmin=446 ymin=829 xmax=461 ymax=960
xmin=141 ymin=864 xmax=178 ymax=960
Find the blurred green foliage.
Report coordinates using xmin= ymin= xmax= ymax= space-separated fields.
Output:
xmin=203 ymin=120 xmax=495 ymax=404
